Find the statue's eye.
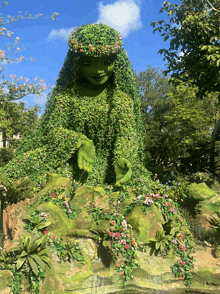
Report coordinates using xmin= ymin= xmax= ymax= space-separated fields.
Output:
xmin=83 ymin=61 xmax=91 ymax=66
xmin=105 ymin=59 xmax=114 ymax=65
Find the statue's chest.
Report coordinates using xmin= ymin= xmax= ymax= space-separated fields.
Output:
xmin=69 ymin=92 xmax=111 ymax=130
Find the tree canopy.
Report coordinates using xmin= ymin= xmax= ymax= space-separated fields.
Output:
xmin=151 ymin=0 xmax=220 ymax=99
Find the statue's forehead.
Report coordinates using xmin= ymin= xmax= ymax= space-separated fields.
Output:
xmin=81 ymin=54 xmax=117 ymax=62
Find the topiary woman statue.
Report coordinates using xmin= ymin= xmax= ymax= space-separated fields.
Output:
xmin=0 ymin=23 xmax=152 ymax=194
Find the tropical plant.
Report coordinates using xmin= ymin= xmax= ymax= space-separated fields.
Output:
xmin=145 ymin=227 xmax=172 ymax=254
xmin=8 ymin=228 xmax=51 ymax=276
xmin=0 ymin=250 xmax=18 ymax=267
xmin=23 ymin=210 xmax=51 ymax=233
xmin=57 ymin=238 xmax=85 ymax=263
xmin=162 ymin=214 xmax=191 ymax=240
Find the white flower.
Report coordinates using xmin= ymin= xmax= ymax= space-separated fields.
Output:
xmin=122 ymin=220 xmax=127 ymax=227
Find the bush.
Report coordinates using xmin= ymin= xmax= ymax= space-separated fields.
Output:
xmin=0 ymin=147 xmax=14 ymax=167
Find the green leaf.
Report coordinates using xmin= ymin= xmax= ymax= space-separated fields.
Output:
xmin=155 ymin=242 xmax=161 ymax=250
xmin=16 ymin=257 xmax=26 ymax=270
xmin=31 ymin=254 xmax=46 ymax=271
xmin=28 ymin=256 xmax=39 ymax=276
xmin=156 ymin=227 xmax=165 ymax=239
xmin=40 ymin=256 xmax=51 ymax=268
xmin=145 ymin=238 xmax=157 ymax=244
xmin=39 ymin=235 xmax=48 ymax=250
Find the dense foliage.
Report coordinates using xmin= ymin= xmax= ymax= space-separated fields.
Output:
xmin=133 ymin=66 xmax=220 ymax=184
xmin=151 ymin=0 xmax=220 ymax=99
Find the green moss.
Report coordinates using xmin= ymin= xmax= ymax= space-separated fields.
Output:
xmin=127 ymin=205 xmax=163 ymax=244
xmin=40 ymin=251 xmax=92 ymax=293
xmin=188 ymin=182 xmax=216 ymax=201
xmin=37 ymin=201 xmax=75 ymax=239
xmin=0 ymin=270 xmax=12 ymax=292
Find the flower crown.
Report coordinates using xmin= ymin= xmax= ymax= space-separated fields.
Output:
xmin=68 ymin=23 xmax=123 ymax=57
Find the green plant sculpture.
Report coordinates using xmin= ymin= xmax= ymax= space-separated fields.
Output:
xmin=0 ymin=23 xmax=151 ymax=190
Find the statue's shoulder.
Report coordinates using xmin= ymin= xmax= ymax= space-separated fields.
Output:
xmin=53 ymin=87 xmax=78 ymax=103
xmin=113 ymin=89 xmax=134 ymax=106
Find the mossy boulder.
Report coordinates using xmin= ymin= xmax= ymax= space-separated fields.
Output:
xmin=187 ymin=182 xmax=220 ymax=229
xmin=127 ymin=205 xmax=163 ymax=244
xmin=39 ymin=247 xmax=93 ymax=293
xmin=188 ymin=182 xmax=216 ymax=201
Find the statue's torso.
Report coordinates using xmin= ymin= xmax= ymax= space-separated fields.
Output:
xmin=68 ymin=87 xmax=115 ymax=155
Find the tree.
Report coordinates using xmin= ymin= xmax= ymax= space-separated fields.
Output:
xmin=0 ymin=101 xmax=41 ymax=146
xmin=165 ymin=82 xmax=220 ymax=177
xmin=151 ymin=0 xmax=220 ymax=178
xmin=0 ymin=2 xmax=59 ymax=155
xmin=133 ymin=66 xmax=220 ymax=183
xmin=133 ymin=66 xmax=180 ymax=183
xmin=0 ymin=100 xmax=41 ymax=167
xmin=151 ymin=0 xmax=220 ymax=99
xmin=0 ymin=1 xmax=59 ymax=103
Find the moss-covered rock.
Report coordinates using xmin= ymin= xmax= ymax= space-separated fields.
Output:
xmin=127 ymin=205 xmax=163 ymax=244
xmin=188 ymin=182 xmax=216 ymax=201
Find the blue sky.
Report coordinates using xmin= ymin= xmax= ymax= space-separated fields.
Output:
xmin=0 ymin=0 xmax=182 ymax=117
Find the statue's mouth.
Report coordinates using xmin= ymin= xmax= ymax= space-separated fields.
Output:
xmin=91 ymin=74 xmax=106 ymax=81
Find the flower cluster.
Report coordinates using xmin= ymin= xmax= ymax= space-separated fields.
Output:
xmin=40 ymin=188 xmax=81 ymax=220
xmin=68 ymin=23 xmax=123 ymax=57
xmin=63 ymin=200 xmax=72 ymax=214
xmin=102 ymin=214 xmax=138 ymax=285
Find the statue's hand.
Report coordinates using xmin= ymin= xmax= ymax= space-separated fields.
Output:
xmin=76 ymin=140 xmax=95 ymax=172
xmin=115 ymin=158 xmax=132 ymax=186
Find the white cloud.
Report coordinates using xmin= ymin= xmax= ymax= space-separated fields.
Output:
xmin=47 ymin=0 xmax=143 ymax=41
xmin=47 ymin=26 xmax=76 ymax=41
xmin=94 ymin=0 xmax=143 ymax=38
xmin=32 ymin=91 xmax=48 ymax=105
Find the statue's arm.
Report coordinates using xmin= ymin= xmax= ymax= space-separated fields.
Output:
xmin=112 ymin=93 xmax=139 ymax=185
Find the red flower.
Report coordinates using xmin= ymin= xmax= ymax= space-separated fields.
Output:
xmin=44 ymin=231 xmax=49 ymax=234
xmin=111 ymin=220 xmax=116 ymax=226
xmin=52 ymin=235 xmax=56 ymax=239
xmin=131 ymin=240 xmax=136 ymax=247
xmin=181 ymin=235 xmax=185 ymax=239
xmin=115 ymin=232 xmax=120 ymax=237
xmin=98 ymin=49 xmax=101 ymax=52
xmin=166 ymin=201 xmax=172 ymax=207
xmin=117 ymin=264 xmax=120 ymax=268
xmin=109 ymin=232 xmax=114 ymax=237
xmin=80 ymin=49 xmax=83 ymax=52
xmin=181 ymin=247 xmax=185 ymax=251
xmin=124 ymin=244 xmax=129 ymax=250
xmin=53 ymin=195 xmax=56 ymax=198
xmin=94 ymin=205 xmax=96 ymax=208
xmin=181 ymin=261 xmax=185 ymax=265
xmin=126 ymin=217 xmax=129 ymax=220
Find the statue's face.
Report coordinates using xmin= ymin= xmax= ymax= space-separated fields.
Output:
xmin=81 ymin=55 xmax=116 ymax=86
